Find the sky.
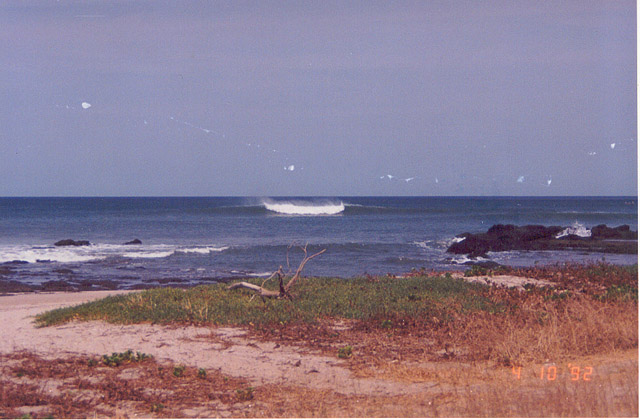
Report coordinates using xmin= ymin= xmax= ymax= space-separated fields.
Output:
xmin=0 ymin=0 xmax=636 ymax=196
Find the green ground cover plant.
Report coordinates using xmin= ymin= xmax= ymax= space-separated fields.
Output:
xmin=34 ymin=274 xmax=503 ymax=328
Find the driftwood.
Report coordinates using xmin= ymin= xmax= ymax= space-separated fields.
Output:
xmin=228 ymin=245 xmax=326 ymax=300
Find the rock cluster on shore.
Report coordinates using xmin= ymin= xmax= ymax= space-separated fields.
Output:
xmin=447 ymin=224 xmax=638 ymax=258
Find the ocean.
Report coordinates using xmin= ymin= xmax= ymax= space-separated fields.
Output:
xmin=0 ymin=196 xmax=637 ymax=291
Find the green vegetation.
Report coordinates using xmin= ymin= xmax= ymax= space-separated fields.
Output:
xmin=337 ymin=345 xmax=352 ymax=359
xmin=97 ymin=350 xmax=153 ymax=367
xmin=34 ymin=275 xmax=502 ymax=328
xmin=173 ymin=365 xmax=185 ymax=377
xmin=235 ymin=386 xmax=255 ymax=402
xmin=149 ymin=403 xmax=164 ymax=413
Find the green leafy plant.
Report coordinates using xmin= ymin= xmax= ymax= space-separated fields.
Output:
xmin=197 ymin=368 xmax=207 ymax=379
xmin=464 ymin=265 xmax=491 ymax=277
xmin=236 ymin=386 xmax=254 ymax=401
xmin=150 ymin=403 xmax=164 ymax=413
xmin=338 ymin=345 xmax=352 ymax=359
xmin=101 ymin=350 xmax=153 ymax=367
xmin=173 ymin=365 xmax=185 ymax=377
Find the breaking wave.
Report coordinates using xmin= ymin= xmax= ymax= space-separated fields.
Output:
xmin=555 ymin=222 xmax=592 ymax=239
xmin=262 ymin=200 xmax=345 ymax=216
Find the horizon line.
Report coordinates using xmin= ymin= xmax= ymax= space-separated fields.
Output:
xmin=0 ymin=195 xmax=637 ymax=199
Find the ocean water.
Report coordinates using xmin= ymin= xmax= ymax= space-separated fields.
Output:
xmin=0 ymin=197 xmax=637 ymax=290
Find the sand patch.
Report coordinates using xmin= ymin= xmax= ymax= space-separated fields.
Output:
xmin=451 ymin=273 xmax=554 ymax=289
xmin=0 ymin=291 xmax=432 ymax=396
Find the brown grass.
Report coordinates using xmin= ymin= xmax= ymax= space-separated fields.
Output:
xmin=1 ymin=350 xmax=636 ymax=418
xmin=250 ymin=287 xmax=637 ymax=369
xmin=0 ymin=351 xmax=251 ymax=418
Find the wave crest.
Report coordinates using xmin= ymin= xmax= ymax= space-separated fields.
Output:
xmin=555 ymin=222 xmax=592 ymax=239
xmin=262 ymin=200 xmax=345 ymax=216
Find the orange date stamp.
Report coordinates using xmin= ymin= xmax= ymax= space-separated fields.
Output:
xmin=511 ymin=364 xmax=593 ymax=381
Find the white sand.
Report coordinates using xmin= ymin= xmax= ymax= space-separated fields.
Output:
xmin=449 ymin=273 xmax=555 ymax=289
xmin=0 ymin=290 xmax=433 ymax=396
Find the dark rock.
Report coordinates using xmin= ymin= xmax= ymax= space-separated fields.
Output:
xmin=55 ymin=239 xmax=90 ymax=247
xmin=40 ymin=280 xmax=76 ymax=292
xmin=0 ymin=280 xmax=35 ymax=293
xmin=462 ymin=260 xmax=504 ymax=270
xmin=124 ymin=238 xmax=142 ymax=245
xmin=2 ymin=260 xmax=29 ymax=265
xmin=448 ymin=225 xmax=563 ymax=256
xmin=448 ymin=224 xmax=637 ymax=256
xmin=591 ymin=224 xmax=637 ymax=240
xmin=78 ymin=279 xmax=118 ymax=290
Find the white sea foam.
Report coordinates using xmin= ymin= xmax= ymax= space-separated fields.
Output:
xmin=555 ymin=222 xmax=592 ymax=239
xmin=121 ymin=250 xmax=175 ymax=259
xmin=262 ymin=200 xmax=345 ymax=215
xmin=0 ymin=245 xmax=107 ymax=264
xmin=175 ymin=246 xmax=229 ymax=254
xmin=412 ymin=240 xmax=430 ymax=249
xmin=0 ymin=243 xmax=228 ymax=264
xmin=0 ymin=246 xmax=104 ymax=263
xmin=230 ymin=270 xmax=273 ymax=277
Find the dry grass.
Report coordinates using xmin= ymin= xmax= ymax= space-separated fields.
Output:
xmin=0 ymin=351 xmax=253 ymax=418
xmin=1 ymin=350 xmax=636 ymax=418
xmin=248 ymin=287 xmax=637 ymax=369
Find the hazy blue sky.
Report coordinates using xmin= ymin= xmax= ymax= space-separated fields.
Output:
xmin=1 ymin=0 xmax=636 ymax=196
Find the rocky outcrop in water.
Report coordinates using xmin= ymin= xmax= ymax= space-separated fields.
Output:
xmin=590 ymin=224 xmax=637 ymax=240
xmin=124 ymin=239 xmax=142 ymax=245
xmin=54 ymin=239 xmax=90 ymax=247
xmin=447 ymin=224 xmax=637 ymax=258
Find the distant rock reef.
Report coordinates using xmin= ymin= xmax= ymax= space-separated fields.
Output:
xmin=54 ymin=239 xmax=90 ymax=247
xmin=447 ymin=224 xmax=637 ymax=258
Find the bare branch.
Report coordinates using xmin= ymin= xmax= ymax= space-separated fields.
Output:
xmin=227 ymin=282 xmax=280 ymax=298
xmin=260 ymin=268 xmax=281 ymax=289
xmin=227 ymin=245 xmax=326 ymax=300
xmin=284 ymin=248 xmax=326 ymax=293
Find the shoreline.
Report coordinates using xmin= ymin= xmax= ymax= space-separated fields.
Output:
xmin=2 ymin=256 xmax=638 ymax=295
